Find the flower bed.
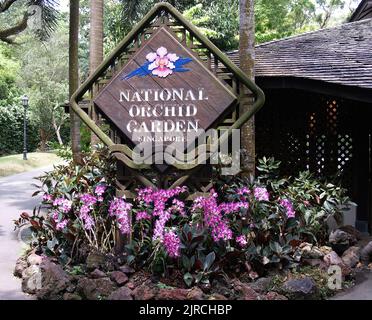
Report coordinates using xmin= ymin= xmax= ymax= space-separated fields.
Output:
xmin=15 ymin=148 xmax=364 ymax=300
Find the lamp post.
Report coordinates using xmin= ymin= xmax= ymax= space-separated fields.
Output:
xmin=21 ymin=95 xmax=29 ymax=161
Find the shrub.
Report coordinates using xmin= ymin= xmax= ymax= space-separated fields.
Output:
xmin=15 ymin=153 xmax=350 ymax=286
xmin=15 ymin=146 xmax=117 ymax=263
xmin=0 ymin=106 xmax=39 ymax=155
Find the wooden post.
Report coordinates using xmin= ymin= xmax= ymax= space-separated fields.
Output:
xmin=239 ymin=0 xmax=256 ymax=176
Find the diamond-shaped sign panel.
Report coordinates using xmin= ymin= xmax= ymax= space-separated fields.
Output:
xmin=94 ymin=27 xmax=237 ymax=150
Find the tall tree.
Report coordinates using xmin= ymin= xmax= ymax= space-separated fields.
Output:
xmin=89 ymin=0 xmax=103 ymax=146
xmin=314 ymin=0 xmax=345 ymax=28
xmin=239 ymin=0 xmax=256 ymax=175
xmin=89 ymin=0 xmax=103 ymax=72
xmin=69 ymin=0 xmax=81 ymax=163
xmin=16 ymin=22 xmax=69 ymax=149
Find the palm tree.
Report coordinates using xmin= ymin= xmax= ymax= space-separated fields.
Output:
xmin=89 ymin=0 xmax=104 ymax=72
xmin=89 ymin=0 xmax=104 ymax=146
xmin=239 ymin=0 xmax=256 ymax=176
xmin=69 ymin=0 xmax=82 ymax=163
xmin=0 ymin=0 xmax=59 ymax=44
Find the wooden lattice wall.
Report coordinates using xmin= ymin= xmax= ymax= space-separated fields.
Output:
xmin=256 ymin=89 xmax=358 ymax=195
xmin=256 ymin=88 xmax=372 ymax=227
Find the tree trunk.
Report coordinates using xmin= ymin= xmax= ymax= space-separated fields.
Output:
xmin=89 ymin=0 xmax=104 ymax=147
xmin=39 ymin=128 xmax=48 ymax=152
xmin=69 ymin=0 xmax=82 ymax=163
xmin=52 ymin=117 xmax=63 ymax=146
xmin=239 ymin=0 xmax=256 ymax=176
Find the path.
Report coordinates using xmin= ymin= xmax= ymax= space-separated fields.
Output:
xmin=0 ymin=166 xmax=53 ymax=300
xmin=330 ymin=271 xmax=372 ymax=300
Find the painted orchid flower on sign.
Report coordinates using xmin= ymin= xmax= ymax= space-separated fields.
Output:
xmin=146 ymin=47 xmax=179 ymax=78
xmin=123 ymin=46 xmax=192 ymax=80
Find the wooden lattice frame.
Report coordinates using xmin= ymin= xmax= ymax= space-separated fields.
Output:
xmin=70 ymin=2 xmax=265 ymax=195
xmin=255 ymin=90 xmax=355 ymax=194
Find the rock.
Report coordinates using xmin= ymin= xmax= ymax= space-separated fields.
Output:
xmin=110 ymin=271 xmax=128 ymax=286
xmin=156 ymin=288 xmax=190 ymax=300
xmin=329 ymin=229 xmax=357 ymax=255
xmin=127 ymin=282 xmax=135 ymax=290
xmin=360 ymin=241 xmax=372 ymax=265
xmin=77 ymin=277 xmax=117 ymax=300
xmin=319 ymin=246 xmax=333 ymax=255
xmin=249 ymin=277 xmax=272 ymax=294
xmin=211 ymin=279 xmax=233 ymax=298
xmin=108 ymin=286 xmax=133 ymax=300
xmin=187 ymin=287 xmax=204 ymax=300
xmin=309 ymin=247 xmax=323 ymax=259
xmin=27 ymin=253 xmax=43 ymax=266
xmin=329 ymin=229 xmax=356 ymax=244
xmin=324 ymin=251 xmax=343 ymax=265
xmin=300 ymin=243 xmax=324 ymax=259
xmin=208 ymin=294 xmax=228 ymax=300
xmin=21 ymin=265 xmax=42 ymax=294
xmin=341 ymin=246 xmax=361 ymax=268
xmin=86 ymin=252 xmax=106 ymax=271
xmin=14 ymin=257 xmax=28 ymax=278
xmin=119 ymin=265 xmax=135 ymax=275
xmin=91 ymin=269 xmax=107 ymax=279
xmin=302 ymin=259 xmax=324 ymax=268
xmin=282 ymin=277 xmax=317 ymax=299
xmin=133 ymin=282 xmax=156 ymax=300
xmin=63 ymin=293 xmax=83 ymax=300
xmin=36 ymin=259 xmax=73 ymax=300
xmin=265 ymin=291 xmax=288 ymax=300
xmin=324 ymin=251 xmax=352 ymax=277
xmin=339 ymin=225 xmax=363 ymax=240
xmin=356 ymin=262 xmax=363 ymax=269
xmin=232 ymin=279 xmax=260 ymax=300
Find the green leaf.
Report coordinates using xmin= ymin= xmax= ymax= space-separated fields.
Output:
xmin=183 ymin=272 xmax=193 ymax=287
xmin=182 ymin=255 xmax=191 ymax=271
xmin=195 ymin=272 xmax=203 ymax=284
xmin=203 ymin=251 xmax=215 ymax=271
xmin=269 ymin=241 xmax=282 ymax=254
xmin=286 ymin=218 xmax=298 ymax=229
xmin=270 ymin=255 xmax=280 ymax=263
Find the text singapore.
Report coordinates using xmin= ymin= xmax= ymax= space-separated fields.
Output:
xmin=119 ymin=88 xmax=208 ymax=134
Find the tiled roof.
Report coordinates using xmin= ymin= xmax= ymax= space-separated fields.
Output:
xmin=350 ymin=0 xmax=372 ymax=21
xmin=227 ymin=18 xmax=372 ymax=90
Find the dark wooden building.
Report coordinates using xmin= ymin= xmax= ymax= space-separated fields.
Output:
xmin=228 ymin=5 xmax=372 ymax=232
xmin=350 ymin=0 xmax=372 ymax=21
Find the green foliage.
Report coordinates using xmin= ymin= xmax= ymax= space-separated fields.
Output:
xmin=15 ymin=19 xmax=70 ymax=149
xmin=180 ymin=224 xmax=218 ymax=286
xmin=0 ymin=0 xmax=59 ymax=44
xmin=14 ymin=146 xmax=117 ymax=263
xmin=184 ymin=1 xmax=239 ymax=51
xmin=0 ymin=45 xmax=20 ymax=107
xmin=15 ymin=152 xmax=350 ymax=285
xmin=0 ymin=106 xmax=39 ymax=155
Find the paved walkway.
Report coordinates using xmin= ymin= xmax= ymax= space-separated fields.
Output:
xmin=0 ymin=166 xmax=52 ymax=300
xmin=330 ymin=271 xmax=372 ymax=300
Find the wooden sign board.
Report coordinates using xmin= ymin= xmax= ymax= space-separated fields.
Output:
xmin=94 ymin=27 xmax=237 ymax=150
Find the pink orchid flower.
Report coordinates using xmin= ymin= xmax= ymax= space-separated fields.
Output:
xmin=146 ymin=47 xmax=179 ymax=78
